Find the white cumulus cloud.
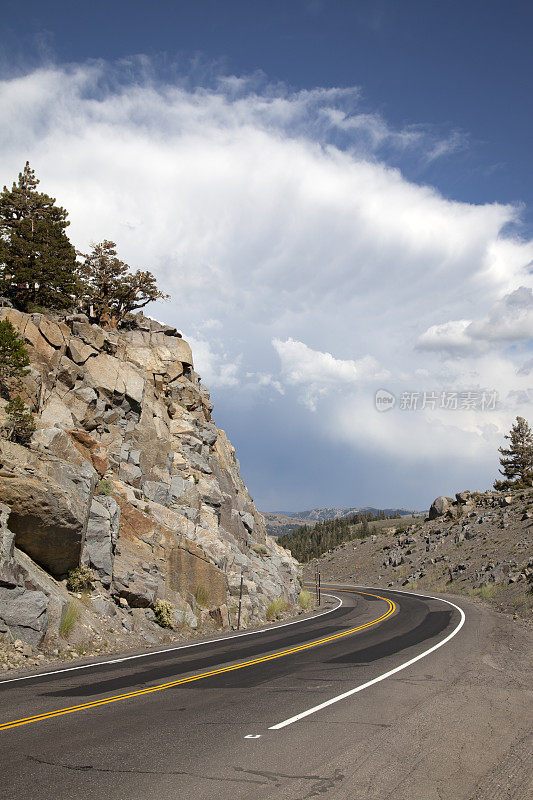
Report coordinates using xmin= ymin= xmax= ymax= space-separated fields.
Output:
xmin=1 ymin=60 xmax=532 ymax=498
xmin=273 ymin=337 xmax=384 ymax=410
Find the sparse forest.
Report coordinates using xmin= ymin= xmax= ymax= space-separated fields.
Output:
xmin=278 ymin=509 xmax=401 ymax=563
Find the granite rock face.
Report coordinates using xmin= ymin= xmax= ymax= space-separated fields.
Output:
xmin=0 ymin=308 xmax=300 ymax=644
xmin=0 ymin=502 xmax=57 ymax=646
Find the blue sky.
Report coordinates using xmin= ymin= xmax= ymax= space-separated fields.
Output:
xmin=1 ymin=1 xmax=532 ymax=510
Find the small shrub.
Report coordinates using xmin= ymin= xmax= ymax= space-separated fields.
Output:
xmin=298 ymin=589 xmax=312 ymax=610
xmin=66 ymin=566 xmax=94 ymax=593
xmin=252 ymin=544 xmax=268 ymax=556
xmin=469 ymin=582 xmax=502 ymax=599
xmin=153 ymin=599 xmax=173 ymax=628
xmin=96 ymin=478 xmax=114 ymax=496
xmin=266 ymin=597 xmax=288 ymax=620
xmin=59 ymin=601 xmax=80 ymax=638
xmin=2 ymin=396 xmax=35 ymax=443
xmin=194 ymin=585 xmax=210 ymax=607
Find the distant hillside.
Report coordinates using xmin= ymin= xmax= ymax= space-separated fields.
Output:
xmin=262 ymin=506 xmax=421 ymax=537
xmin=303 ymin=488 xmax=533 ymax=620
xmin=278 ymin=510 xmax=419 ymax=562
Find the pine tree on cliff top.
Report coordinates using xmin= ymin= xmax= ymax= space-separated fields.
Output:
xmin=0 ymin=162 xmax=78 ymax=311
xmin=496 ymin=416 xmax=533 ymax=487
xmin=78 ymin=240 xmax=169 ymax=327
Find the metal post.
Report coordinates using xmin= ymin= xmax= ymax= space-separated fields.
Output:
xmin=318 ymin=572 xmax=321 ymax=606
xmin=236 ymin=572 xmax=244 ymax=630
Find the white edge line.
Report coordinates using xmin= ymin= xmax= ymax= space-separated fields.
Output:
xmin=0 ymin=594 xmax=342 ymax=686
xmin=269 ymin=587 xmax=465 ymax=730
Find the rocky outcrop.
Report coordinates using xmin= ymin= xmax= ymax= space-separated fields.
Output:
xmin=305 ymin=487 xmax=533 ymax=620
xmin=0 ymin=502 xmax=54 ymax=646
xmin=0 ymin=308 xmax=299 ymax=647
xmin=0 ymin=440 xmax=97 ymax=576
xmin=82 ymin=496 xmax=120 ymax=587
xmin=428 ymin=496 xmax=453 ymax=520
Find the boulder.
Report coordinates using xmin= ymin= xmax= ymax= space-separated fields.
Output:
xmin=388 ymin=549 xmax=404 ymax=567
xmin=71 ymin=321 xmax=106 ymax=351
xmin=119 ymin=462 xmax=143 ymax=487
xmin=0 ymin=585 xmax=48 ymax=646
xmin=428 ymin=496 xmax=453 ymax=520
xmin=142 ymin=481 xmax=170 ymax=506
xmin=169 ymin=476 xmax=189 ymax=504
xmin=40 ymin=394 xmax=76 ymax=428
xmin=67 ymin=338 xmax=98 ymax=365
xmin=0 ymin=447 xmax=97 ymax=577
xmin=56 ymin=356 xmax=81 ymax=389
xmin=455 ymin=490 xmax=471 ymax=504
xmin=240 ymin=511 xmax=255 ymax=533
xmin=83 ymin=496 xmax=120 ymax=587
xmin=85 ymin=354 xmax=145 ymax=405
xmin=113 ymin=570 xmax=159 ymax=608
xmin=0 ymin=502 xmax=14 ymax=563
xmin=38 ymin=317 xmax=68 ymax=349
xmin=0 ymin=502 xmax=23 ymax=589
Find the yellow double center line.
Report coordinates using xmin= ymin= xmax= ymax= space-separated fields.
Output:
xmin=0 ymin=590 xmax=395 ymax=732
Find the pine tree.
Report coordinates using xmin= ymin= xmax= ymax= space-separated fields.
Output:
xmin=0 ymin=318 xmax=30 ymax=396
xmin=3 ymin=396 xmax=35 ymax=443
xmin=496 ymin=417 xmax=533 ymax=487
xmin=0 ymin=162 xmax=78 ymax=311
xmin=78 ymin=240 xmax=169 ymax=327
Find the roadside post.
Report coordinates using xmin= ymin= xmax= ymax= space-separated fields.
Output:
xmin=318 ymin=572 xmax=321 ymax=606
xmin=237 ymin=572 xmax=244 ymax=630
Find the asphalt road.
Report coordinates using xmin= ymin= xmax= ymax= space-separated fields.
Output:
xmin=0 ymin=585 xmax=479 ymax=799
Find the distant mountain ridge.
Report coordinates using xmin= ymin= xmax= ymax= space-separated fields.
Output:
xmin=262 ymin=506 xmax=423 ymax=537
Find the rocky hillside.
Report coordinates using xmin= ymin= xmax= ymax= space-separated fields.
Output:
xmin=303 ymin=488 xmax=533 ymax=619
xmin=0 ymin=307 xmax=299 ymax=666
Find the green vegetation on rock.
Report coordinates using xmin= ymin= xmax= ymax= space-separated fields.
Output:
xmin=3 ymin=396 xmax=35 ymax=443
xmin=266 ymin=597 xmax=288 ymax=620
xmin=59 ymin=601 xmax=80 ymax=638
xmin=0 ymin=318 xmax=30 ymax=392
xmin=153 ymin=599 xmax=173 ymax=628
xmin=66 ymin=566 xmax=94 ymax=593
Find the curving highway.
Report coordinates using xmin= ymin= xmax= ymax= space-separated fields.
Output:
xmin=0 ymin=585 xmax=475 ymax=799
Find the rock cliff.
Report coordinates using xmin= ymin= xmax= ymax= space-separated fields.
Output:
xmin=0 ymin=308 xmax=299 ymax=654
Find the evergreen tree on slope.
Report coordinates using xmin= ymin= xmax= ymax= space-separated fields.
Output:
xmin=0 ymin=162 xmax=77 ymax=311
